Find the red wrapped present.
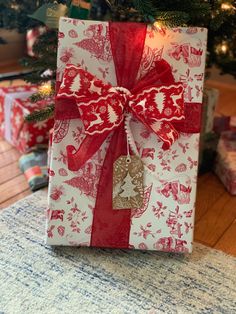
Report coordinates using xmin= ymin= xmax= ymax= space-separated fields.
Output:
xmin=0 ymin=85 xmax=54 ymax=153
xmin=215 ymin=131 xmax=236 ymax=195
xmin=0 ymin=85 xmax=38 ymax=138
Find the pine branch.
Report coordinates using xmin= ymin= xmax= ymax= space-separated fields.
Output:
xmin=133 ymin=0 xmax=157 ymax=17
xmin=29 ymin=91 xmax=55 ymax=103
xmin=155 ymin=11 xmax=189 ymax=27
xmin=25 ymin=104 xmax=55 ymax=122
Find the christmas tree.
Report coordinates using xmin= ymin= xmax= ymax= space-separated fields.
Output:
xmin=0 ymin=0 xmax=46 ymax=36
xmin=1 ymin=1 xmax=235 ymax=122
xmin=119 ymin=172 xmax=138 ymax=200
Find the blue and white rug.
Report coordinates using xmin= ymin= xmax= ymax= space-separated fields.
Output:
xmin=0 ymin=191 xmax=236 ymax=314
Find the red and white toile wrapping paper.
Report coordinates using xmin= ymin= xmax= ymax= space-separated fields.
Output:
xmin=215 ymin=131 xmax=236 ymax=195
xmin=46 ymin=18 xmax=207 ymax=252
xmin=0 ymin=85 xmax=54 ymax=153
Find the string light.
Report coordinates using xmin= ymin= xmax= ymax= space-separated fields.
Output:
xmin=221 ymin=3 xmax=233 ymax=10
xmin=39 ymin=82 xmax=52 ymax=96
xmin=216 ymin=41 xmax=229 ymax=54
xmin=154 ymin=21 xmax=162 ymax=30
xmin=10 ymin=4 xmax=20 ymax=10
xmin=221 ymin=43 xmax=228 ymax=53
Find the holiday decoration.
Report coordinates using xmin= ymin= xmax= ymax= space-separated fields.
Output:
xmin=0 ymin=85 xmax=38 ymax=138
xmin=0 ymin=85 xmax=54 ymax=153
xmin=113 ymin=155 xmax=144 ymax=209
xmin=26 ymin=26 xmax=47 ymax=57
xmin=215 ymin=131 xmax=236 ymax=195
xmin=46 ymin=18 xmax=207 ymax=252
xmin=29 ymin=3 xmax=67 ymax=29
xmin=19 ymin=1 xmax=236 ymax=125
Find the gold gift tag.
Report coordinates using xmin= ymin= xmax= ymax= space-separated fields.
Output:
xmin=113 ymin=155 xmax=144 ymax=210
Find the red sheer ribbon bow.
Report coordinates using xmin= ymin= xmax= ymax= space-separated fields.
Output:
xmin=56 ymin=63 xmax=185 ymax=171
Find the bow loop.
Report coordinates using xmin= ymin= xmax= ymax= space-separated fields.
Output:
xmin=57 ymin=64 xmax=111 ymax=100
xmin=57 ymin=63 xmax=185 ymax=148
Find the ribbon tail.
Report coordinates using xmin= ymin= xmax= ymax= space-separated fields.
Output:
xmin=66 ymin=132 xmax=109 ymax=171
xmin=91 ymin=123 xmax=131 ymax=248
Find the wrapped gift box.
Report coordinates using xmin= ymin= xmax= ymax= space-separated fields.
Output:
xmin=215 ymin=131 xmax=236 ymax=195
xmin=19 ymin=149 xmax=49 ymax=191
xmin=46 ymin=18 xmax=207 ymax=252
xmin=0 ymin=85 xmax=37 ymax=137
xmin=0 ymin=85 xmax=54 ymax=153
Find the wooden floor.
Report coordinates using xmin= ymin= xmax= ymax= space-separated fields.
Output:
xmin=0 ymin=69 xmax=236 ymax=257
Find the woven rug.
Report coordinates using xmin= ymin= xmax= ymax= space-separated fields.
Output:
xmin=0 ymin=191 xmax=236 ymax=314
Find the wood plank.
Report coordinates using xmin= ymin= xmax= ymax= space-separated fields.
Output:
xmin=0 ymin=189 xmax=32 ymax=210
xmin=0 ymin=79 xmax=25 ymax=88
xmin=0 ymin=174 xmax=29 ymax=207
xmin=195 ymin=174 xmax=226 ymax=222
xmin=0 ymin=161 xmax=21 ymax=184
xmin=197 ymin=172 xmax=212 ymax=188
xmin=0 ymin=140 xmax=13 ymax=153
xmin=194 ymin=194 xmax=236 ymax=247
xmin=214 ymin=220 xmax=236 ymax=257
xmin=0 ymin=148 xmax=20 ymax=168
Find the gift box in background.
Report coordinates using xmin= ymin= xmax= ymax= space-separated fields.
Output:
xmin=10 ymin=97 xmax=54 ymax=153
xmin=19 ymin=148 xmax=49 ymax=191
xmin=0 ymin=85 xmax=38 ymax=138
xmin=215 ymin=131 xmax=236 ymax=195
xmin=0 ymin=85 xmax=54 ymax=153
xmin=46 ymin=18 xmax=207 ymax=252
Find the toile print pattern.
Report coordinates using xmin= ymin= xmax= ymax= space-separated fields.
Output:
xmin=46 ymin=18 xmax=207 ymax=252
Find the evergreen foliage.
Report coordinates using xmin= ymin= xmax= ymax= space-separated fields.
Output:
xmin=25 ymin=104 xmax=55 ymax=122
xmin=1 ymin=0 xmax=236 ymax=122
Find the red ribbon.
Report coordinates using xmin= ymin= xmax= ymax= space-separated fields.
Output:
xmin=55 ymin=22 xmax=202 ymax=248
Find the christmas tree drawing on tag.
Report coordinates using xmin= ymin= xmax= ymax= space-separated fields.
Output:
xmin=113 ymin=155 xmax=144 ymax=209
